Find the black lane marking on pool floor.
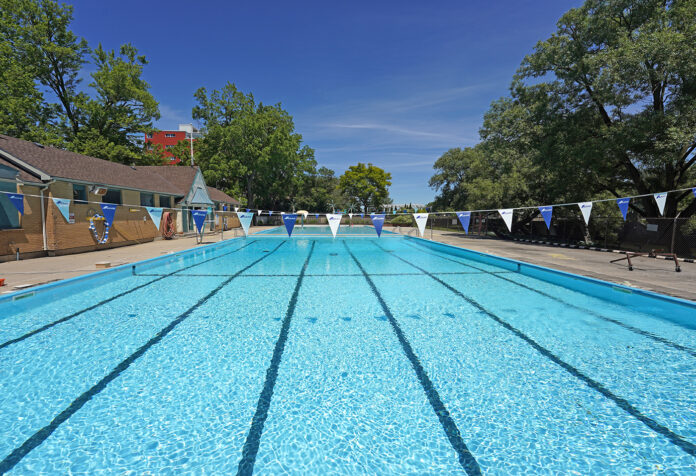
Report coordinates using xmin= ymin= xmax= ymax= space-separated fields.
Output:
xmin=401 ymin=240 xmax=696 ymax=359
xmin=0 ymin=240 xmax=259 ymax=352
xmin=0 ymin=240 xmax=285 ymax=474
xmin=343 ymin=241 xmax=482 ymax=476
xmin=237 ymin=241 xmax=316 ymax=476
xmin=377 ymin=242 xmax=696 ymax=458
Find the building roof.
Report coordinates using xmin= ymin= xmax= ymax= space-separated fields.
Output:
xmin=0 ymin=135 xmax=182 ymax=195
xmin=0 ymin=135 xmax=239 ymax=204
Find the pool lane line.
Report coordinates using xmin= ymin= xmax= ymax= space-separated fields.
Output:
xmin=132 ymin=271 xmax=514 ymax=278
xmin=0 ymin=240 xmax=285 ymax=474
xmin=343 ymin=241 xmax=482 ymax=476
xmin=376 ymin=242 xmax=696 ymax=458
xmin=400 ymin=240 xmax=696 ymax=359
xmin=237 ymin=241 xmax=316 ymax=476
xmin=0 ymin=239 xmax=258 ymax=352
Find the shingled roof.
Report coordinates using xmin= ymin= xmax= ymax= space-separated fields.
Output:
xmin=0 ymin=135 xmax=239 ymax=204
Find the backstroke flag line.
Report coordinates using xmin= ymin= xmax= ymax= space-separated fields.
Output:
xmin=370 ymin=213 xmax=385 ymax=237
xmin=578 ymin=202 xmax=593 ymax=225
xmin=617 ymin=198 xmax=630 ymax=221
xmin=654 ymin=193 xmax=667 ymax=216
xmin=145 ymin=207 xmax=163 ymax=230
xmin=327 ymin=213 xmax=342 ymax=238
xmin=413 ymin=213 xmax=429 ymax=238
xmin=539 ymin=206 xmax=553 ymax=230
xmin=237 ymin=212 xmax=254 ymax=236
xmin=191 ymin=209 xmax=208 ymax=233
xmin=456 ymin=211 xmax=471 ymax=234
xmin=498 ymin=209 xmax=514 ymax=232
xmin=52 ymin=197 xmax=71 ymax=222
xmin=4 ymin=192 xmax=24 ymax=215
xmin=283 ymin=213 xmax=298 ymax=237
xmin=100 ymin=203 xmax=117 ymax=227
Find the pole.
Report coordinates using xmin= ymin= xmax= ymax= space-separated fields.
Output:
xmin=189 ymin=132 xmax=194 ymax=166
xmin=671 ymin=211 xmax=681 ymax=255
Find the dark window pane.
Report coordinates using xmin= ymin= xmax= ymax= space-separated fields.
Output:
xmin=159 ymin=196 xmax=171 ymax=208
xmin=0 ymin=181 xmax=21 ymax=229
xmin=140 ymin=192 xmax=154 ymax=207
xmin=73 ymin=184 xmax=87 ymax=204
xmin=103 ymin=189 xmax=122 ymax=205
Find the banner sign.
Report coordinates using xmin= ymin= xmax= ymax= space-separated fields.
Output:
xmin=616 ymin=198 xmax=630 ymax=221
xmin=348 ymin=213 xmax=353 ymax=219
xmin=191 ymin=209 xmax=208 ymax=233
xmin=578 ymin=202 xmax=593 ymax=225
xmin=258 ymin=210 xmax=262 ymax=216
xmin=326 ymin=213 xmax=342 ymax=238
xmin=4 ymin=192 xmax=24 ymax=215
xmin=237 ymin=212 xmax=254 ymax=236
xmin=413 ymin=213 xmax=429 ymax=237
xmin=693 ymin=187 xmax=696 ymax=198
xmin=370 ymin=213 xmax=385 ymax=237
xmin=498 ymin=209 xmax=514 ymax=232
xmin=538 ymin=206 xmax=553 ymax=230
xmin=234 ymin=207 xmax=239 ymax=212
xmin=360 ymin=213 xmax=364 ymax=218
xmin=145 ymin=206 xmax=163 ymax=230
xmin=51 ymin=197 xmax=71 ymax=222
xmin=654 ymin=193 xmax=667 ymax=216
xmin=315 ymin=213 xmax=319 ymax=219
xmin=282 ymin=213 xmax=298 ymax=236
xmin=99 ymin=203 xmax=118 ymax=227
xmin=456 ymin=211 xmax=471 ymax=234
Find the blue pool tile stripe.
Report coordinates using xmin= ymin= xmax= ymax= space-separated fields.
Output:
xmin=0 ymin=240 xmax=285 ymax=474
xmin=237 ymin=241 xmax=316 ymax=476
xmin=378 ymin=242 xmax=696 ymax=458
xmin=401 ymin=240 xmax=696 ymax=359
xmin=131 ymin=271 xmax=511 ymax=278
xmin=0 ymin=240 xmax=258 ymax=352
xmin=343 ymin=241 xmax=482 ymax=476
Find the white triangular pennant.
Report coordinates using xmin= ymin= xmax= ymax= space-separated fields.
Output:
xmin=326 ymin=213 xmax=342 ymax=238
xmin=578 ymin=202 xmax=593 ymax=225
xmin=237 ymin=212 xmax=254 ymax=236
xmin=413 ymin=213 xmax=429 ymax=237
xmin=654 ymin=193 xmax=667 ymax=216
xmin=349 ymin=213 xmax=353 ymax=219
xmin=498 ymin=209 xmax=514 ymax=232
xmin=145 ymin=207 xmax=163 ymax=230
xmin=51 ymin=197 xmax=71 ymax=222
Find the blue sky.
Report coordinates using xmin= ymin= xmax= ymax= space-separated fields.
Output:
xmin=69 ymin=0 xmax=582 ymax=205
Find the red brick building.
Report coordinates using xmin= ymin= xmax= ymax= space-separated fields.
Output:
xmin=145 ymin=124 xmax=202 ymax=164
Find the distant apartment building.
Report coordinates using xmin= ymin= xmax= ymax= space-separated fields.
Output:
xmin=144 ymin=124 xmax=203 ymax=164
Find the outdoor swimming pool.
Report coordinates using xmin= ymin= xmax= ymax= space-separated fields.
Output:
xmin=1 ymin=228 xmax=695 ymax=474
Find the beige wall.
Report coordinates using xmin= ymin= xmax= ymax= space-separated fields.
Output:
xmin=0 ymin=180 xmax=180 ymax=261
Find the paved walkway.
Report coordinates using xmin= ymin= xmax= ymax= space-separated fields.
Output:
xmin=418 ymin=229 xmax=696 ymax=301
xmin=1 ymin=226 xmax=693 ymax=301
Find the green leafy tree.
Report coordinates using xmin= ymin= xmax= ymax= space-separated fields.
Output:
xmin=192 ymin=82 xmax=316 ymax=209
xmin=339 ymin=163 xmax=392 ymax=212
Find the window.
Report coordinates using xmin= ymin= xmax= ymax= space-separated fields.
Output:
xmin=102 ymin=189 xmax=122 ymax=205
xmin=73 ymin=184 xmax=87 ymax=204
xmin=159 ymin=196 xmax=171 ymax=208
xmin=165 ymin=133 xmax=176 ymax=138
xmin=165 ymin=145 xmax=174 ymax=149
xmin=140 ymin=192 xmax=154 ymax=207
xmin=147 ymin=133 xmax=153 ymax=138
xmin=0 ymin=181 xmax=21 ymax=229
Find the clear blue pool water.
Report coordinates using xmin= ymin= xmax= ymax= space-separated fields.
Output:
xmin=1 ymin=230 xmax=695 ymax=474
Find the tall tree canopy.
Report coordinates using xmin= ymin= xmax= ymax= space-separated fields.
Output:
xmin=192 ymin=83 xmax=317 ymax=210
xmin=339 ymin=163 xmax=392 ymax=212
xmin=431 ymin=0 xmax=696 ymax=218
xmin=0 ymin=0 xmax=161 ymax=164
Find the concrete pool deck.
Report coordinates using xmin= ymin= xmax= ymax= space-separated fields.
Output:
xmin=0 ymin=226 xmax=694 ymax=301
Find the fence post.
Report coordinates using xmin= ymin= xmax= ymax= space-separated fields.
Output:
xmin=671 ymin=212 xmax=681 ymax=255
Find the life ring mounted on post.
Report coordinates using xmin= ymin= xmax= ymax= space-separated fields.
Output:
xmin=88 ymin=214 xmax=110 ymax=244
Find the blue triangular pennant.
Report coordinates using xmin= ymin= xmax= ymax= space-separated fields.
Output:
xmin=616 ymin=198 xmax=630 ymax=221
xmin=191 ymin=209 xmax=208 ymax=233
xmin=360 ymin=213 xmax=364 ymax=218
xmin=370 ymin=213 xmax=385 ymax=237
xmin=100 ymin=203 xmax=118 ymax=227
xmin=4 ymin=192 xmax=24 ymax=215
xmin=539 ymin=206 xmax=553 ymax=230
xmin=51 ymin=197 xmax=71 ymax=222
xmin=315 ymin=213 xmax=319 ymax=219
xmin=283 ymin=213 xmax=297 ymax=236
xmin=692 ymin=187 xmax=695 ymax=198
xmin=145 ymin=207 xmax=163 ymax=230
xmin=456 ymin=211 xmax=471 ymax=234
